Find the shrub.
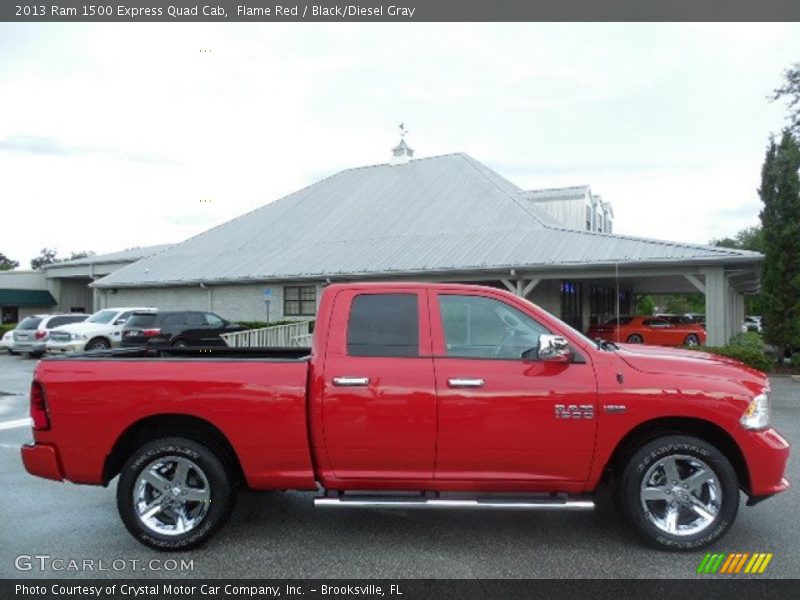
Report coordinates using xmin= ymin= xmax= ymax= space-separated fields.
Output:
xmin=791 ymin=353 xmax=800 ymax=370
xmin=727 ymin=331 xmax=764 ymax=353
xmin=0 ymin=323 xmax=17 ymax=336
xmin=700 ymin=345 xmax=775 ymax=373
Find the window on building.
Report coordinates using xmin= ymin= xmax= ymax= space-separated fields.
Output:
xmin=2 ymin=307 xmax=19 ymax=324
xmin=347 ymin=293 xmax=419 ymax=357
xmin=438 ymin=295 xmax=549 ymax=359
xmin=585 ymin=206 xmax=593 ymax=231
xmin=284 ymin=285 xmax=317 ymax=316
xmin=560 ymin=281 xmax=584 ymax=331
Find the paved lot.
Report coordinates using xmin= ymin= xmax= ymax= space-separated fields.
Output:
xmin=0 ymin=352 xmax=797 ymax=579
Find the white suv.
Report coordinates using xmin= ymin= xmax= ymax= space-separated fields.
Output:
xmin=47 ymin=307 xmax=156 ymax=353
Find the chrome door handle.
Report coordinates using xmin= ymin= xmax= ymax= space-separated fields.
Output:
xmin=448 ymin=378 xmax=485 ymax=388
xmin=332 ymin=376 xmax=370 ymax=387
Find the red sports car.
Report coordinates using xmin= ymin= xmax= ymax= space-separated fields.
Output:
xmin=587 ymin=316 xmax=706 ymax=347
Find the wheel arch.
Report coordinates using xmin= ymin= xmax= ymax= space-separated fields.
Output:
xmin=602 ymin=416 xmax=750 ymax=493
xmin=103 ymin=413 xmax=245 ymax=487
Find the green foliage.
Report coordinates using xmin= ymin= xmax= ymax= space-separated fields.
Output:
xmin=727 ymin=331 xmax=765 ymax=352
xmin=0 ymin=252 xmax=19 ymax=271
xmin=0 ymin=323 xmax=17 ymax=336
xmin=691 ymin=332 xmax=774 ymax=372
xmin=652 ymin=294 xmax=704 ymax=315
xmin=759 ymin=131 xmax=800 ymax=357
xmin=698 ymin=345 xmax=775 ymax=373
xmin=790 ymin=353 xmax=800 ymax=370
xmin=635 ymin=295 xmax=656 ymax=316
xmin=773 ymin=62 xmax=800 ymax=136
xmin=710 ymin=226 xmax=764 ymax=253
xmin=30 ymin=248 xmax=60 ymax=270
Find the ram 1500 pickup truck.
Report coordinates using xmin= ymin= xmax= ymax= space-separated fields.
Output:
xmin=21 ymin=283 xmax=790 ymax=551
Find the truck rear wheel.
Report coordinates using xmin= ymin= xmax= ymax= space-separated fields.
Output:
xmin=618 ymin=434 xmax=739 ymax=550
xmin=117 ymin=437 xmax=235 ymax=551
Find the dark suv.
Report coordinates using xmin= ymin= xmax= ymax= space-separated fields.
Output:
xmin=121 ymin=311 xmax=247 ymax=348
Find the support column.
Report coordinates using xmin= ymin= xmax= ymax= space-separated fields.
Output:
xmin=704 ymin=268 xmax=729 ymax=346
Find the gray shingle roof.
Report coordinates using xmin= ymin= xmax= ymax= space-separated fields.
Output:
xmin=94 ymin=153 xmax=760 ymax=288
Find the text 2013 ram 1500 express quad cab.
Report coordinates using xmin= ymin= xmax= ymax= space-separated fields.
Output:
xmin=22 ymin=283 xmax=790 ymax=551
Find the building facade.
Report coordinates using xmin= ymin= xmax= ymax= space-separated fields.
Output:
xmin=93 ymin=150 xmax=759 ymax=345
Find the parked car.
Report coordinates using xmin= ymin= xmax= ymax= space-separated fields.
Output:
xmin=12 ymin=313 xmax=89 ymax=357
xmin=121 ymin=311 xmax=247 ymax=348
xmin=588 ymin=316 xmax=707 ymax=347
xmin=743 ymin=316 xmax=763 ymax=334
xmin=22 ymin=283 xmax=789 ymax=552
xmin=46 ymin=307 xmax=155 ymax=353
xmin=655 ymin=313 xmax=706 ymax=329
xmin=1 ymin=330 xmax=16 ymax=354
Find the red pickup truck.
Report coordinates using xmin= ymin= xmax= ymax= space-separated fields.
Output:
xmin=21 ymin=283 xmax=789 ymax=552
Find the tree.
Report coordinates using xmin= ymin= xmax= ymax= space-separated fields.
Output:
xmin=759 ymin=131 xmax=800 ymax=357
xmin=711 ymin=225 xmax=766 ymax=315
xmin=30 ymin=247 xmax=60 ymax=270
xmin=0 ymin=252 xmax=19 ymax=271
xmin=773 ymin=63 xmax=800 ymax=136
xmin=68 ymin=251 xmax=95 ymax=260
xmin=710 ymin=225 xmax=764 ymax=253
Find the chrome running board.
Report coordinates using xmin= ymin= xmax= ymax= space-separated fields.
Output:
xmin=314 ymin=495 xmax=594 ymax=510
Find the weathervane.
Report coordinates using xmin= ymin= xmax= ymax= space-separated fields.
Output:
xmin=399 ymin=122 xmax=408 ymax=140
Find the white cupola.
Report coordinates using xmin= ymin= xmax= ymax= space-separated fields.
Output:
xmin=390 ymin=123 xmax=414 ymax=166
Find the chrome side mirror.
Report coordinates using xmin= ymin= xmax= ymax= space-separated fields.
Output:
xmin=538 ymin=334 xmax=571 ymax=362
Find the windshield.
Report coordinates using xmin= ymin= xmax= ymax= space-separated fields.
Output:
xmin=87 ymin=309 xmax=117 ymax=324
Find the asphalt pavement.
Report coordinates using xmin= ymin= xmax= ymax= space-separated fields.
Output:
xmin=0 ymin=352 xmax=797 ymax=579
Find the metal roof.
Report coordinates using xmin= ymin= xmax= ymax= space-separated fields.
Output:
xmin=45 ymin=244 xmax=173 ymax=269
xmin=0 ymin=289 xmax=57 ymax=306
xmin=523 ymin=185 xmax=592 ymax=201
xmin=94 ymin=153 xmax=761 ymax=288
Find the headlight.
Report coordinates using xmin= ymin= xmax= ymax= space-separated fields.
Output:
xmin=740 ymin=392 xmax=770 ymax=430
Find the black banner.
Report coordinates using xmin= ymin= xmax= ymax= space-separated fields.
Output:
xmin=2 ymin=0 xmax=800 ymax=23
xmin=4 ymin=580 xmax=800 ymax=600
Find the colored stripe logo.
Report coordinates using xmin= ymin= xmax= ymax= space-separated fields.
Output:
xmin=697 ymin=552 xmax=773 ymax=574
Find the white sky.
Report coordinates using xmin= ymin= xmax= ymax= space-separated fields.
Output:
xmin=0 ymin=23 xmax=798 ymax=267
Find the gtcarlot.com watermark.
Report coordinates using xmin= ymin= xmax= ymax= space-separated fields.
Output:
xmin=15 ymin=554 xmax=195 ymax=572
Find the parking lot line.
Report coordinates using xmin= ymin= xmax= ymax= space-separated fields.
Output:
xmin=0 ymin=418 xmax=31 ymax=431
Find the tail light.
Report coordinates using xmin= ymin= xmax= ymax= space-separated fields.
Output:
xmin=35 ymin=330 xmax=47 ymax=340
xmin=30 ymin=381 xmax=50 ymax=431
xmin=142 ymin=328 xmax=162 ymax=337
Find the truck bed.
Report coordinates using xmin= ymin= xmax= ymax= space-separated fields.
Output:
xmin=33 ymin=348 xmax=316 ymax=490
xmin=43 ymin=346 xmax=311 ymax=361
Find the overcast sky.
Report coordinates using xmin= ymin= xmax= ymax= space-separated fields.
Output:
xmin=1 ymin=23 xmax=798 ymax=268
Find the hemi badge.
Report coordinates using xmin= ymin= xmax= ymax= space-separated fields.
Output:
xmin=604 ymin=405 xmax=627 ymax=414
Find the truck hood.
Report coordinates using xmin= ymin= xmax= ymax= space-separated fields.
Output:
xmin=614 ymin=343 xmax=768 ymax=394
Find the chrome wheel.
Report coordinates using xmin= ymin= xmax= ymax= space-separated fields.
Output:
xmin=639 ymin=454 xmax=721 ymax=537
xmin=133 ymin=456 xmax=211 ymax=536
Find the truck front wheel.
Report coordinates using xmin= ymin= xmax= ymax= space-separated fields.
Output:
xmin=117 ymin=437 xmax=235 ymax=551
xmin=618 ymin=434 xmax=739 ymax=550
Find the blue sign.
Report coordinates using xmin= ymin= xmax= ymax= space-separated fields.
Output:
xmin=263 ymin=288 xmax=272 ymax=299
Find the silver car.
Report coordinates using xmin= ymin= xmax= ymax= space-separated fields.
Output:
xmin=13 ymin=314 xmax=90 ymax=357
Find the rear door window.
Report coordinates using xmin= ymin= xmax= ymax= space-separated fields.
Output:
xmin=347 ymin=293 xmax=419 ymax=357
xmin=46 ymin=316 xmax=84 ymax=329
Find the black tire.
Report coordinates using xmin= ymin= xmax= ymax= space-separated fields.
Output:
xmin=627 ymin=334 xmax=644 ymax=344
xmin=684 ymin=334 xmax=700 ymax=347
xmin=117 ymin=437 xmax=235 ymax=551
xmin=172 ymin=339 xmax=189 ymax=348
xmin=85 ymin=338 xmax=110 ymax=351
xmin=618 ymin=435 xmax=739 ymax=551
